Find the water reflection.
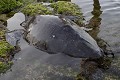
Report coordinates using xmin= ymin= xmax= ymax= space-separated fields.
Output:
xmin=87 ymin=0 xmax=102 ymax=40
xmin=77 ymin=0 xmax=112 ymax=80
xmin=87 ymin=0 xmax=109 ymax=51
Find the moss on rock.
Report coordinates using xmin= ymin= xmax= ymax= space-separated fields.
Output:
xmin=0 ymin=61 xmax=13 ymax=73
xmin=0 ymin=0 xmax=23 ymax=13
xmin=51 ymin=1 xmax=82 ymax=16
xmin=0 ymin=29 xmax=14 ymax=58
xmin=22 ymin=3 xmax=52 ymax=16
xmin=0 ymin=14 xmax=9 ymax=22
xmin=22 ymin=1 xmax=84 ymax=25
xmin=50 ymin=1 xmax=84 ymax=26
xmin=0 ymin=30 xmax=5 ymax=40
xmin=0 ymin=28 xmax=14 ymax=73
xmin=0 ymin=41 xmax=14 ymax=58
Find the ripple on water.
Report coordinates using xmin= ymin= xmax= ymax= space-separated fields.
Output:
xmin=72 ymin=0 xmax=120 ymax=54
xmin=73 ymin=0 xmax=120 ymax=79
xmin=1 ymin=0 xmax=120 ymax=80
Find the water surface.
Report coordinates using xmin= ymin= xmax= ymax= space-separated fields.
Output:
xmin=0 ymin=0 xmax=120 ymax=80
xmin=72 ymin=0 xmax=120 ymax=79
xmin=72 ymin=0 xmax=120 ymax=53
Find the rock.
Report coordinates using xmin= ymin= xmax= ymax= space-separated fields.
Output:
xmin=22 ymin=15 xmax=103 ymax=58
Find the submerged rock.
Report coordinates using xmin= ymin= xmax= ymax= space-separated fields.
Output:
xmin=5 ymin=30 xmax=24 ymax=46
xmin=5 ymin=13 xmax=25 ymax=47
xmin=21 ymin=15 xmax=103 ymax=58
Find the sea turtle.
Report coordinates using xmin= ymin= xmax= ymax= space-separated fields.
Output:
xmin=5 ymin=15 xmax=113 ymax=59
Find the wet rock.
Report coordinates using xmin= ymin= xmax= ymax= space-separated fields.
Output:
xmin=7 ymin=13 xmax=25 ymax=31
xmin=0 ymin=44 xmax=81 ymax=80
xmin=22 ymin=15 xmax=102 ymax=58
xmin=5 ymin=30 xmax=24 ymax=46
xmin=5 ymin=12 xmax=25 ymax=48
xmin=0 ymin=25 xmax=14 ymax=74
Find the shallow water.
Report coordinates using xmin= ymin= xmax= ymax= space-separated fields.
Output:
xmin=72 ymin=0 xmax=120 ymax=54
xmin=0 ymin=0 xmax=120 ymax=80
xmin=72 ymin=0 xmax=120 ymax=79
xmin=1 ymin=13 xmax=82 ymax=80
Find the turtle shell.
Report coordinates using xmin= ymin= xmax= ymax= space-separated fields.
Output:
xmin=23 ymin=15 xmax=103 ymax=58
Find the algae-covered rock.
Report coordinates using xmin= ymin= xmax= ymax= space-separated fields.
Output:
xmin=0 ymin=14 xmax=9 ymax=22
xmin=0 ymin=28 xmax=14 ymax=73
xmin=0 ymin=0 xmax=23 ymax=13
xmin=0 ymin=61 xmax=13 ymax=73
xmin=0 ymin=30 xmax=6 ymax=41
xmin=50 ymin=1 xmax=82 ymax=16
xmin=22 ymin=1 xmax=84 ymax=25
xmin=50 ymin=1 xmax=84 ymax=25
xmin=22 ymin=3 xmax=52 ymax=16
xmin=0 ymin=41 xmax=14 ymax=57
xmin=0 ymin=30 xmax=14 ymax=58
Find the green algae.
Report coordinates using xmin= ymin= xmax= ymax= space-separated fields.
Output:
xmin=0 ymin=61 xmax=13 ymax=73
xmin=0 ymin=30 xmax=5 ymax=40
xmin=0 ymin=0 xmax=23 ymax=13
xmin=0 ymin=14 xmax=9 ymax=22
xmin=0 ymin=29 xmax=14 ymax=73
xmin=50 ymin=1 xmax=84 ymax=25
xmin=0 ymin=41 xmax=14 ymax=57
xmin=22 ymin=1 xmax=84 ymax=25
xmin=22 ymin=3 xmax=52 ymax=16
xmin=51 ymin=1 xmax=82 ymax=16
xmin=76 ymin=74 xmax=86 ymax=80
xmin=0 ymin=29 xmax=14 ymax=58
